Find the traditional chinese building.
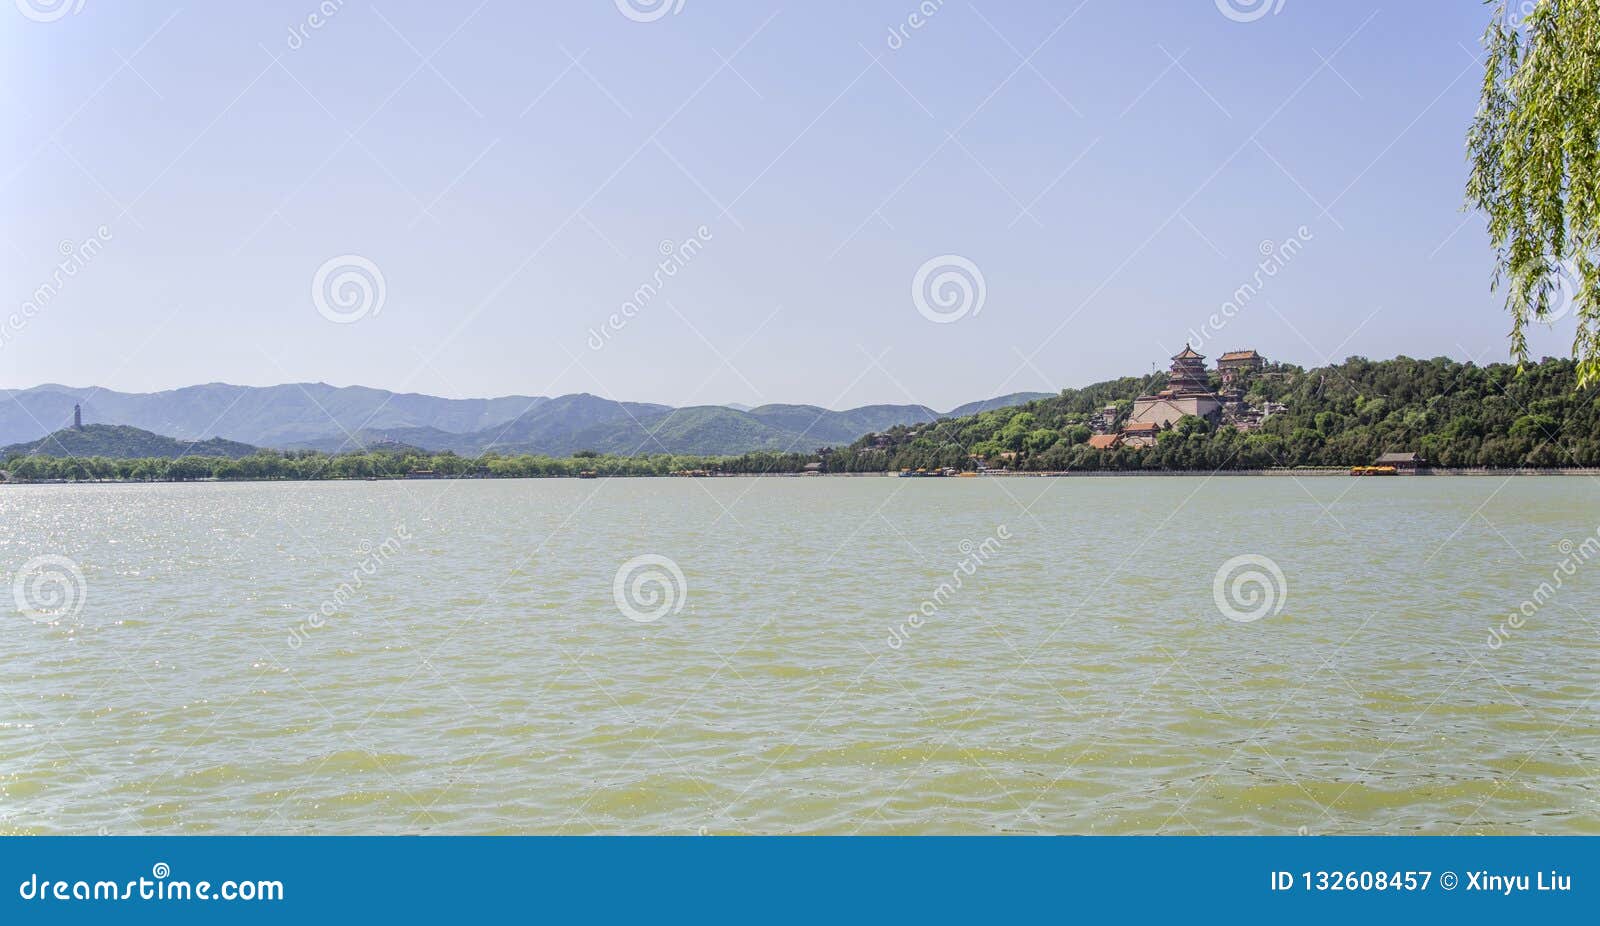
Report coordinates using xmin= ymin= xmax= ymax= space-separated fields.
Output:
xmin=1126 ymin=345 xmax=1223 ymax=430
xmin=1216 ymin=349 xmax=1264 ymax=387
xmin=1091 ymin=404 xmax=1120 ymax=434
xmin=1119 ymin=421 xmax=1163 ymax=448
xmin=1376 ymin=451 xmax=1426 ymax=472
xmin=1167 ymin=344 xmax=1210 ymax=391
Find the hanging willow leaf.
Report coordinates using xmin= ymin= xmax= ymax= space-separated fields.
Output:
xmin=1468 ymin=0 xmax=1600 ymax=384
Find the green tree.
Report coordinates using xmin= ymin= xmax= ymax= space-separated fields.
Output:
xmin=1468 ymin=0 xmax=1600 ymax=383
xmin=1025 ymin=429 xmax=1061 ymax=454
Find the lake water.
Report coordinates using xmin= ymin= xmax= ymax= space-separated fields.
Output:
xmin=1 ymin=476 xmax=1596 ymax=835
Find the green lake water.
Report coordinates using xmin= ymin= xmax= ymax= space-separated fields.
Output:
xmin=1 ymin=476 xmax=1595 ymax=834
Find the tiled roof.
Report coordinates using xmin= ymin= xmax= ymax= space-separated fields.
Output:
xmin=1218 ymin=350 xmax=1261 ymax=362
xmin=1087 ymin=434 xmax=1120 ymax=449
xmin=1172 ymin=344 xmax=1204 ymax=360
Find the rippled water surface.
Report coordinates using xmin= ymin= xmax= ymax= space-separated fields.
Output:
xmin=1 ymin=476 xmax=1596 ymax=834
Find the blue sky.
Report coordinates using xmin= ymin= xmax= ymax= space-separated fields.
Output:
xmin=0 ymin=0 xmax=1564 ymax=410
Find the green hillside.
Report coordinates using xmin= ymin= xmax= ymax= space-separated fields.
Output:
xmin=823 ymin=357 xmax=1600 ymax=471
xmin=945 ymin=392 xmax=1053 ymax=417
xmin=461 ymin=397 xmax=1047 ymax=457
xmin=570 ymin=406 xmax=811 ymax=456
xmin=446 ymin=398 xmax=950 ymax=456
xmin=2 ymin=425 xmax=260 ymax=460
xmin=745 ymin=403 xmax=937 ymax=442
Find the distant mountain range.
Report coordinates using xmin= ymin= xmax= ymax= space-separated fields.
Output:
xmin=0 ymin=384 xmax=1049 ymax=458
xmin=0 ymin=383 xmax=545 ymax=449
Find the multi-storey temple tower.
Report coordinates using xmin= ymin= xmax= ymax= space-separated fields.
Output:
xmin=1122 ymin=345 xmax=1223 ymax=444
xmin=1165 ymin=344 xmax=1211 ymax=394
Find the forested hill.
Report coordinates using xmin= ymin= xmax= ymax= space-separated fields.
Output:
xmin=2 ymin=425 xmax=260 ymax=461
xmin=822 ymin=357 xmax=1600 ymax=471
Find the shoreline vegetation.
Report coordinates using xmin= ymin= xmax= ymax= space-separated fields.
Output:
xmin=6 ymin=355 xmax=1599 ymax=484
xmin=7 ymin=466 xmax=1600 ymax=486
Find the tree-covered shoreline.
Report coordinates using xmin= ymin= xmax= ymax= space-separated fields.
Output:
xmin=5 ymin=356 xmax=1598 ymax=483
xmin=0 ymin=449 xmax=820 ymax=484
xmin=820 ymin=355 xmax=1600 ymax=473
